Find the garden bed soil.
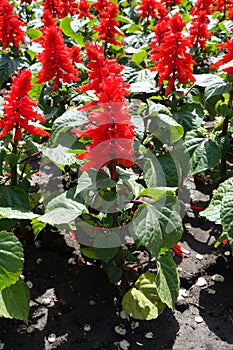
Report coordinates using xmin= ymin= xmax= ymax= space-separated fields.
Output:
xmin=0 ymin=177 xmax=233 ymax=350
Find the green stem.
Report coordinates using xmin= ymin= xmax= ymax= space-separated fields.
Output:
xmin=11 ymin=137 xmax=18 ymax=186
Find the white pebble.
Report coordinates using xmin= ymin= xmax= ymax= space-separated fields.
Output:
xmin=144 ymin=332 xmax=154 ymax=339
xmin=20 ymin=274 xmax=25 ymax=280
xmin=48 ymin=334 xmax=56 ymax=343
xmin=114 ymin=325 xmax=126 ymax=336
xmin=207 ymin=288 xmax=216 ymax=295
xmin=120 ymin=339 xmax=130 ymax=350
xmin=184 ymin=223 xmax=192 ymax=229
xmin=196 ymin=277 xmax=207 ymax=287
xmin=211 ymin=274 xmax=225 ymax=283
xmin=131 ymin=321 xmax=140 ymax=330
xmin=120 ymin=310 xmax=128 ymax=319
xmin=26 ymin=281 xmax=33 ymax=289
xmin=195 ymin=254 xmax=204 ymax=260
xmin=178 ymin=288 xmax=188 ymax=300
xmin=26 ymin=325 xmax=35 ymax=334
xmin=89 ymin=299 xmax=96 ymax=306
xmin=0 ymin=341 xmax=4 ymax=350
xmin=83 ymin=324 xmax=91 ymax=332
xmin=41 ymin=297 xmax=51 ymax=305
xmin=195 ymin=316 xmax=203 ymax=323
xmin=224 ymin=251 xmax=231 ymax=256
xmin=36 ymin=258 xmax=42 ymax=264
xmin=68 ymin=257 xmax=77 ymax=265
xmin=35 ymin=240 xmax=42 ymax=248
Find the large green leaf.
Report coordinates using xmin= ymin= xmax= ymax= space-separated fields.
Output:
xmin=130 ymin=195 xmax=182 ymax=257
xmin=0 ymin=55 xmax=23 ymax=84
xmin=146 ymin=101 xmax=183 ymax=144
xmin=122 ymin=272 xmax=166 ymax=320
xmin=205 ymin=81 xmax=232 ymax=100
xmin=39 ymin=189 xmax=86 ymax=226
xmin=0 ymin=185 xmax=30 ymax=210
xmin=221 ymin=192 xmax=233 ymax=244
xmin=0 ymin=208 xmax=38 ymax=220
xmin=0 ymin=279 xmax=30 ymax=322
xmin=0 ymin=231 xmax=24 ymax=291
xmin=60 ymin=17 xmax=84 ymax=46
xmin=185 ymin=130 xmax=221 ymax=175
xmin=156 ymin=253 xmax=180 ymax=310
xmin=173 ymin=103 xmax=204 ymax=132
xmin=193 ymin=73 xmax=226 ymax=87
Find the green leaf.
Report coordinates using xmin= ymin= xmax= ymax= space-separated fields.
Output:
xmin=0 ymin=279 xmax=30 ymax=322
xmin=173 ymin=103 xmax=204 ymax=132
xmin=0 ymin=55 xmax=23 ymax=84
xmin=205 ymin=81 xmax=232 ymax=100
xmin=122 ymin=272 xmax=166 ymax=320
xmin=39 ymin=190 xmax=86 ymax=226
xmin=220 ymin=181 xmax=233 ymax=244
xmin=156 ymin=253 xmax=180 ymax=310
xmin=193 ymin=73 xmax=226 ymax=87
xmin=60 ymin=17 xmax=84 ymax=45
xmin=147 ymin=101 xmax=184 ymax=144
xmin=131 ymin=50 xmax=147 ymax=67
xmin=0 ymin=185 xmax=30 ymax=211
xmin=0 ymin=207 xmax=38 ymax=220
xmin=131 ymin=113 xmax=144 ymax=142
xmin=31 ymin=218 xmax=47 ymax=238
xmin=26 ymin=28 xmax=42 ymax=40
xmin=185 ymin=130 xmax=221 ymax=175
xmin=130 ymin=195 xmax=182 ymax=257
xmin=0 ymin=231 xmax=24 ymax=291
xmin=103 ymin=263 xmax=122 ymax=284
xmin=81 ymin=247 xmax=99 ymax=260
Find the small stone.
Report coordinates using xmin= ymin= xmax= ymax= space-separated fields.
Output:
xmin=41 ymin=297 xmax=51 ymax=305
xmin=120 ymin=310 xmax=128 ymax=320
xmin=26 ymin=281 xmax=33 ymax=289
xmin=68 ymin=257 xmax=77 ymax=265
xmin=131 ymin=321 xmax=140 ymax=330
xmin=211 ymin=274 xmax=224 ymax=283
xmin=195 ymin=316 xmax=203 ymax=323
xmin=119 ymin=339 xmax=130 ymax=350
xmin=48 ymin=334 xmax=56 ymax=343
xmin=178 ymin=288 xmax=188 ymax=300
xmin=184 ymin=223 xmax=192 ymax=229
xmin=114 ymin=325 xmax=126 ymax=336
xmin=20 ymin=274 xmax=25 ymax=280
xmin=36 ymin=258 xmax=42 ymax=264
xmin=89 ymin=299 xmax=96 ymax=306
xmin=26 ymin=325 xmax=35 ymax=334
xmin=207 ymin=288 xmax=216 ymax=295
xmin=144 ymin=332 xmax=154 ymax=339
xmin=35 ymin=240 xmax=42 ymax=248
xmin=196 ymin=277 xmax=207 ymax=287
xmin=136 ymin=342 xmax=143 ymax=347
xmin=196 ymin=254 xmax=204 ymax=260
xmin=0 ymin=341 xmax=4 ymax=350
xmin=83 ymin=324 xmax=91 ymax=332
xmin=224 ymin=251 xmax=231 ymax=256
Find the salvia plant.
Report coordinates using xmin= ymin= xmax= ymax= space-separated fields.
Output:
xmin=0 ymin=0 xmax=233 ymax=322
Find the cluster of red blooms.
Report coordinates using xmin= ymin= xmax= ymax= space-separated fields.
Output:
xmin=210 ymin=39 xmax=233 ymax=75
xmin=189 ymin=0 xmax=213 ymax=48
xmin=42 ymin=0 xmax=79 ymax=18
xmin=211 ymin=0 xmax=233 ymax=20
xmin=36 ymin=10 xmax=81 ymax=89
xmin=0 ymin=69 xmax=50 ymax=141
xmin=0 ymin=0 xmax=25 ymax=50
xmin=73 ymin=43 xmax=134 ymax=171
xmin=93 ymin=0 xmax=123 ymax=46
xmin=150 ymin=14 xmax=196 ymax=95
xmin=136 ymin=0 xmax=181 ymax=20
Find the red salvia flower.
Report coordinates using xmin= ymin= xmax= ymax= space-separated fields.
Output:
xmin=59 ymin=0 xmax=79 ymax=17
xmin=162 ymin=0 xmax=181 ymax=7
xmin=150 ymin=14 xmax=196 ymax=95
xmin=210 ymin=40 xmax=233 ymax=75
xmin=93 ymin=1 xmax=124 ymax=46
xmin=73 ymin=43 xmax=134 ymax=171
xmin=93 ymin=0 xmax=109 ymax=12
xmin=189 ymin=11 xmax=212 ymax=49
xmin=43 ymin=0 xmax=61 ymax=17
xmin=211 ymin=0 xmax=233 ymax=18
xmin=36 ymin=24 xmax=81 ymax=89
xmin=136 ymin=0 xmax=168 ymax=20
xmin=190 ymin=0 xmax=212 ymax=16
xmin=0 ymin=0 xmax=26 ymax=50
xmin=0 ymin=69 xmax=50 ymax=141
xmin=78 ymin=0 xmax=94 ymax=19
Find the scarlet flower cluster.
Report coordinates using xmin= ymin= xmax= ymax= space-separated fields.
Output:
xmin=73 ymin=43 xmax=134 ymax=171
xmin=150 ymin=14 xmax=196 ymax=95
xmin=210 ymin=40 xmax=233 ymax=75
xmin=136 ymin=0 xmax=168 ymax=20
xmin=0 ymin=0 xmax=26 ymax=50
xmin=77 ymin=0 xmax=94 ymax=19
xmin=42 ymin=0 xmax=78 ymax=18
xmin=189 ymin=0 xmax=212 ymax=48
xmin=211 ymin=0 xmax=233 ymax=19
xmin=36 ymin=21 xmax=81 ymax=89
xmin=0 ymin=69 xmax=50 ymax=141
xmin=93 ymin=1 xmax=124 ymax=46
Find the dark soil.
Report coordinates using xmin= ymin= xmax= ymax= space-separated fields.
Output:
xmin=0 ymin=176 xmax=233 ymax=350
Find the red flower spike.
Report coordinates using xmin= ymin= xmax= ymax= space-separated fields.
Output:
xmin=59 ymin=0 xmax=79 ymax=17
xmin=0 ymin=0 xmax=26 ymax=50
xmin=78 ymin=0 xmax=94 ymax=19
xmin=189 ymin=11 xmax=212 ymax=49
xmin=43 ymin=0 xmax=62 ymax=18
xmin=150 ymin=14 xmax=196 ymax=95
xmin=210 ymin=40 xmax=233 ymax=75
xmin=36 ymin=25 xmax=81 ymax=89
xmin=136 ymin=0 xmax=168 ymax=20
xmin=0 ymin=69 xmax=50 ymax=141
xmin=74 ymin=43 xmax=134 ymax=171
